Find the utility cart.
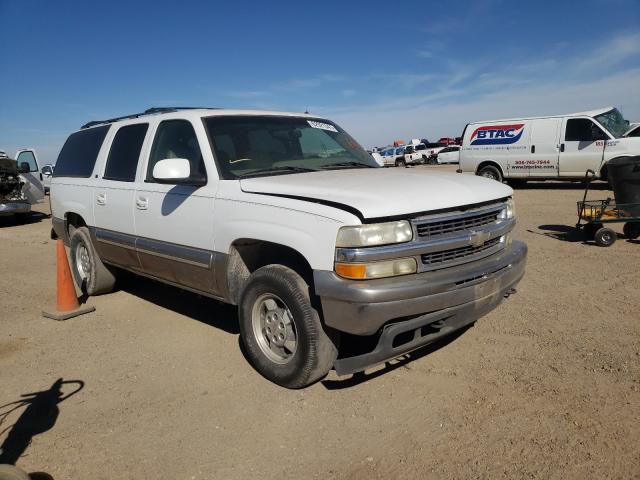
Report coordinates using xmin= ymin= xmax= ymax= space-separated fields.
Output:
xmin=576 ymin=169 xmax=640 ymax=246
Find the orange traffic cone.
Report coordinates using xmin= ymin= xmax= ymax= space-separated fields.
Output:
xmin=42 ymin=239 xmax=95 ymax=320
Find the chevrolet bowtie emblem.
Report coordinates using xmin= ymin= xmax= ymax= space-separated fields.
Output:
xmin=469 ymin=230 xmax=490 ymax=247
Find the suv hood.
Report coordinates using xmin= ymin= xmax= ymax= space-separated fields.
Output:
xmin=240 ymin=169 xmax=512 ymax=220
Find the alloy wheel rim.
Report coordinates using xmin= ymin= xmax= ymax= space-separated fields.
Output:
xmin=75 ymin=243 xmax=91 ymax=280
xmin=251 ymin=293 xmax=297 ymax=364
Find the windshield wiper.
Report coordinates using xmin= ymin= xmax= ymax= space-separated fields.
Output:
xmin=238 ymin=166 xmax=317 ymax=178
xmin=319 ymin=161 xmax=377 ymax=170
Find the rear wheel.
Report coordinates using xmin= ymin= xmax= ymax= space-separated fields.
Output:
xmin=623 ymin=222 xmax=640 ymax=239
xmin=69 ymin=226 xmax=116 ymax=295
xmin=239 ymin=265 xmax=338 ymax=388
xmin=477 ymin=165 xmax=502 ymax=182
xmin=594 ymin=227 xmax=616 ymax=247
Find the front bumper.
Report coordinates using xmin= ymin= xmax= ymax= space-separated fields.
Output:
xmin=314 ymin=240 xmax=527 ymax=374
xmin=0 ymin=201 xmax=30 ymax=216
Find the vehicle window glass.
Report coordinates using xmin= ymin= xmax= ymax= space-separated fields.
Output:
xmin=565 ymin=119 xmax=606 ymax=142
xmin=594 ymin=108 xmax=627 ymax=138
xmin=53 ymin=125 xmax=110 ymax=178
xmin=395 ymin=148 xmax=404 ymax=155
xmin=104 ymin=123 xmax=148 ymax=182
xmin=441 ymin=147 xmax=451 ymax=153
xmin=204 ymin=115 xmax=377 ymax=179
xmin=16 ymin=151 xmax=38 ymax=172
xmin=147 ymin=120 xmax=206 ymax=182
xmin=415 ymin=144 xmax=426 ymax=151
xmin=626 ymin=126 xmax=640 ymax=137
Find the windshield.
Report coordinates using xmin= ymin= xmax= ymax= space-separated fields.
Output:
xmin=594 ymin=108 xmax=629 ymax=138
xmin=203 ymin=115 xmax=378 ymax=179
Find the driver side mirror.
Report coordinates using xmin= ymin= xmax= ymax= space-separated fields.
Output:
xmin=152 ymin=158 xmax=205 ymax=186
xmin=19 ymin=162 xmax=31 ymax=173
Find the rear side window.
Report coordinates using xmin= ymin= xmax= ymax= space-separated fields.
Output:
xmin=104 ymin=124 xmax=149 ymax=182
xmin=53 ymin=125 xmax=110 ymax=178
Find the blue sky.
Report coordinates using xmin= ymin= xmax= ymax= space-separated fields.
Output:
xmin=1 ymin=0 xmax=639 ymax=164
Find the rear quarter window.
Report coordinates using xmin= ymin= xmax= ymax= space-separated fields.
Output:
xmin=53 ymin=125 xmax=110 ymax=178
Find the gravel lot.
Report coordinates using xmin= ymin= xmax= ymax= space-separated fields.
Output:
xmin=1 ymin=165 xmax=639 ymax=479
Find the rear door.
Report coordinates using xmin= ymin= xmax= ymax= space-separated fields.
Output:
xmin=134 ymin=118 xmax=218 ymax=293
xmin=559 ymin=118 xmax=608 ymax=177
xmin=528 ymin=118 xmax=561 ymax=177
xmin=93 ymin=122 xmax=149 ymax=269
xmin=15 ymin=149 xmax=45 ymax=204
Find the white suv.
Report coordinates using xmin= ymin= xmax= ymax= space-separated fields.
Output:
xmin=50 ymin=107 xmax=527 ymax=388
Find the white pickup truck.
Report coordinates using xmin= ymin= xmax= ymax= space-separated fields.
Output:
xmin=50 ymin=107 xmax=527 ymax=388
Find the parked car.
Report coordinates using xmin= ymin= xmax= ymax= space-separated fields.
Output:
xmin=41 ymin=164 xmax=54 ymax=193
xmin=457 ymin=106 xmax=638 ymax=184
xmin=0 ymin=149 xmax=45 ymax=219
xmin=50 ymin=107 xmax=526 ymax=388
xmin=380 ymin=146 xmax=407 ymax=166
xmin=624 ymin=124 xmax=640 ymax=137
xmin=423 ymin=142 xmax=448 ymax=164
xmin=437 ymin=137 xmax=457 ymax=145
xmin=403 ymin=143 xmax=429 ymax=165
xmin=436 ymin=145 xmax=460 ymax=164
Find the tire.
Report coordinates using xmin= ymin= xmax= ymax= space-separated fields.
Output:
xmin=395 ymin=158 xmax=406 ymax=167
xmin=429 ymin=156 xmax=438 ymax=165
xmin=477 ymin=165 xmax=502 ymax=182
xmin=623 ymin=222 xmax=640 ymax=239
xmin=594 ymin=227 xmax=616 ymax=247
xmin=69 ymin=226 xmax=116 ymax=295
xmin=238 ymin=265 xmax=338 ymax=388
xmin=422 ymin=155 xmax=428 ymax=164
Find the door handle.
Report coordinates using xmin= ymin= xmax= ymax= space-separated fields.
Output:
xmin=560 ymin=143 xmax=565 ymax=152
xmin=96 ymin=193 xmax=106 ymax=206
xmin=531 ymin=145 xmax=535 ymax=154
xmin=136 ymin=197 xmax=148 ymax=210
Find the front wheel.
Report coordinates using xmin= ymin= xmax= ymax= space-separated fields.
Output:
xmin=395 ymin=158 xmax=406 ymax=167
xmin=69 ymin=226 xmax=116 ymax=295
xmin=238 ymin=265 xmax=338 ymax=388
xmin=594 ymin=227 xmax=616 ymax=247
xmin=477 ymin=165 xmax=503 ymax=182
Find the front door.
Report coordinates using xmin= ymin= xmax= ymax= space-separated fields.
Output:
xmin=528 ymin=118 xmax=561 ymax=177
xmin=15 ymin=149 xmax=45 ymax=204
xmin=93 ymin=122 xmax=149 ymax=269
xmin=134 ymin=118 xmax=218 ymax=294
xmin=559 ymin=118 xmax=607 ymax=177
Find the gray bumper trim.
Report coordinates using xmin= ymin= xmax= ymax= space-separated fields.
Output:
xmin=0 ymin=201 xmax=30 ymax=216
xmin=314 ymin=240 xmax=527 ymax=335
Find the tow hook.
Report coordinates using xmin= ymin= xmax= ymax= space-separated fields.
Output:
xmin=503 ymin=287 xmax=517 ymax=298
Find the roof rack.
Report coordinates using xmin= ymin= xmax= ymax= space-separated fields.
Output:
xmin=80 ymin=107 xmax=217 ymax=129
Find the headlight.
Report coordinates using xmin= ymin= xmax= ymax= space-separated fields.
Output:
xmin=335 ymin=258 xmax=417 ymax=280
xmin=499 ymin=198 xmax=516 ymax=220
xmin=336 ymin=220 xmax=413 ymax=248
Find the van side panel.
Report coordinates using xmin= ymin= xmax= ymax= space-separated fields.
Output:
xmin=460 ymin=121 xmax=530 ymax=178
xmin=528 ymin=118 xmax=561 ymax=177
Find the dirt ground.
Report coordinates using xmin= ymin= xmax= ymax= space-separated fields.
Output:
xmin=1 ymin=165 xmax=639 ymax=479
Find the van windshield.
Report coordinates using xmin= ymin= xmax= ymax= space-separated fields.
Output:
xmin=594 ymin=108 xmax=629 ymax=138
xmin=203 ymin=115 xmax=378 ymax=179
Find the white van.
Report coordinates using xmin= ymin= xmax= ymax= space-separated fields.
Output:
xmin=457 ymin=107 xmax=639 ymax=184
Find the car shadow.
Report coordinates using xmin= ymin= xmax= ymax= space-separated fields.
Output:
xmin=0 ymin=211 xmax=50 ymax=228
xmin=531 ymin=224 xmax=586 ymax=243
xmin=321 ymin=327 xmax=472 ymax=390
xmin=115 ymin=270 xmax=239 ymax=335
xmin=0 ymin=378 xmax=83 ymax=477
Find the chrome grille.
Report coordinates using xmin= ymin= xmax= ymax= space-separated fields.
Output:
xmin=416 ymin=210 xmax=500 ymax=238
xmin=421 ymin=237 xmax=501 ymax=266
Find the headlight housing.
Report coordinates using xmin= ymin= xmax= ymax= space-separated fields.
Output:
xmin=336 ymin=220 xmax=413 ymax=248
xmin=499 ymin=198 xmax=516 ymax=220
xmin=335 ymin=258 xmax=417 ymax=280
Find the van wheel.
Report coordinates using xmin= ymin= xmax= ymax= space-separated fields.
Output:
xmin=239 ymin=265 xmax=338 ymax=388
xmin=478 ymin=165 xmax=502 ymax=182
xmin=69 ymin=226 xmax=116 ymax=295
xmin=395 ymin=158 xmax=406 ymax=167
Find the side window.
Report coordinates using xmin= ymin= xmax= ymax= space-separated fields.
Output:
xmin=16 ymin=151 xmax=38 ymax=172
xmin=565 ymin=119 xmax=607 ymax=142
xmin=54 ymin=125 xmax=110 ymax=178
xmin=104 ymin=123 xmax=148 ymax=182
xmin=147 ymin=120 xmax=206 ymax=182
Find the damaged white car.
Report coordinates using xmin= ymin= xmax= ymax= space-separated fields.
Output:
xmin=0 ymin=149 xmax=45 ymax=219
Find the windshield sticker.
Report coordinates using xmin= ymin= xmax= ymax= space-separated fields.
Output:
xmin=308 ymin=120 xmax=338 ymax=132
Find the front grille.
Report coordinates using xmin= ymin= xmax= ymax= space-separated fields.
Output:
xmin=421 ymin=237 xmax=501 ymax=266
xmin=416 ymin=210 xmax=500 ymax=237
